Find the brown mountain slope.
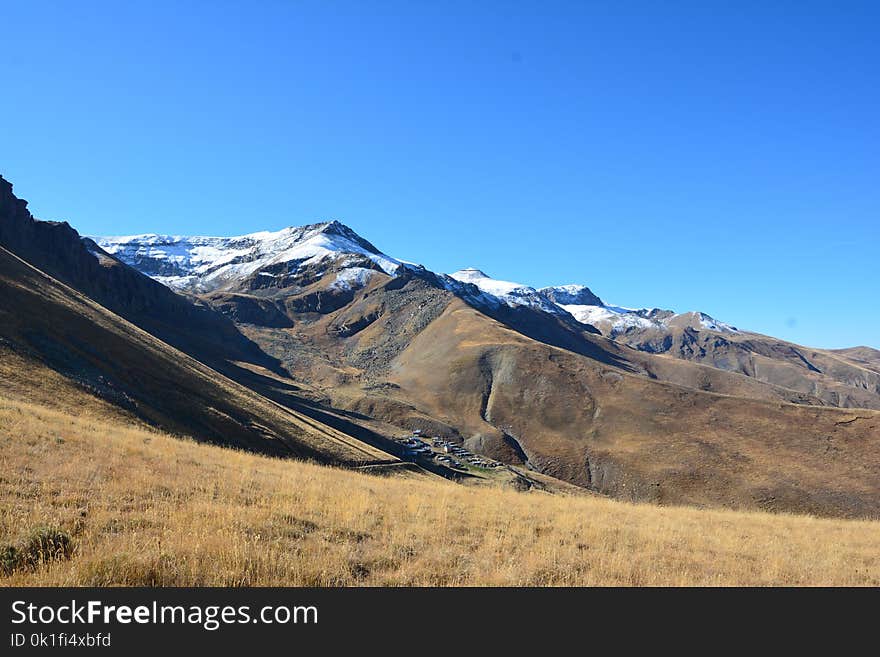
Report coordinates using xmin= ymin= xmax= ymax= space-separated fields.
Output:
xmin=229 ymin=262 xmax=838 ymax=413
xmin=0 ymin=246 xmax=394 ymax=465
xmin=225 ymin=265 xmax=832 ymax=409
xmin=383 ymin=300 xmax=880 ymax=517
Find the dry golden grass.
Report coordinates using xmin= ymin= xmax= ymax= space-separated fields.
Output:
xmin=1 ymin=395 xmax=878 ymax=586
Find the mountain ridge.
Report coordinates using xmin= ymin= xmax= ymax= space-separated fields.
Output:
xmin=95 ymin=218 xmax=873 ymax=352
xmin=94 ymin=218 xmax=880 ymax=411
xmin=94 ymin=221 xmax=752 ymax=341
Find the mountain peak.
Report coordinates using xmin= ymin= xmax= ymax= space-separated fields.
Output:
xmin=95 ymin=219 xmax=401 ymax=293
xmin=313 ymin=219 xmax=383 ymax=256
xmin=451 ymin=267 xmax=491 ymax=280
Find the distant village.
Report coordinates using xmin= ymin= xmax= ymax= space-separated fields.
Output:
xmin=394 ymin=430 xmax=503 ymax=471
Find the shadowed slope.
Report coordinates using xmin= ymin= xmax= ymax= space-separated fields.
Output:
xmin=0 ymin=175 xmax=281 ymax=374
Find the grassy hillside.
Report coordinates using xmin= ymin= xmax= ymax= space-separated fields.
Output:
xmin=2 ymin=396 xmax=878 ymax=586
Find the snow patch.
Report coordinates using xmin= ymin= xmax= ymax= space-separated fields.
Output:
xmin=330 ymin=267 xmax=376 ymax=291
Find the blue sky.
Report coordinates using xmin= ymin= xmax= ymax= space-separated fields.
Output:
xmin=1 ymin=1 xmax=877 ymax=349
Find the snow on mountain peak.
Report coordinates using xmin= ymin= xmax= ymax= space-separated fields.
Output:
xmin=685 ymin=311 xmax=738 ymax=333
xmin=451 ymin=267 xmax=490 ymax=280
xmin=447 ymin=269 xmax=564 ymax=315
xmin=94 ymin=221 xmax=740 ymax=336
xmin=450 ymin=269 xmax=531 ymax=295
xmin=93 ymin=221 xmax=401 ymax=293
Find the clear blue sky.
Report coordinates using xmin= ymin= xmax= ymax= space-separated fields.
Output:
xmin=1 ymin=1 xmax=877 ymax=349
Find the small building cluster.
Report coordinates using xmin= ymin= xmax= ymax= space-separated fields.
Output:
xmin=394 ymin=430 xmax=503 ymax=471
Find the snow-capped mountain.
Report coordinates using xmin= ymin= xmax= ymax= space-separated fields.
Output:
xmin=539 ymin=286 xmax=737 ymax=338
xmin=438 ymin=270 xmax=738 ymax=337
xmin=95 ymin=220 xmax=738 ymax=335
xmin=94 ymin=220 xmax=402 ymax=293
xmin=89 ymin=219 xmax=880 ymax=410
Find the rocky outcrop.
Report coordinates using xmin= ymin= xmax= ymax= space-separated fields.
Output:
xmin=540 ymin=284 xmax=604 ymax=307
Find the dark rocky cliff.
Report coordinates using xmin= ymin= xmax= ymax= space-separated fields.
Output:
xmin=0 ymin=175 xmax=282 ymax=373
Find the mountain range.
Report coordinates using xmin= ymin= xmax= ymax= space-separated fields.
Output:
xmin=2 ymin=173 xmax=879 ymax=518
xmin=96 ymin=223 xmax=880 ymax=411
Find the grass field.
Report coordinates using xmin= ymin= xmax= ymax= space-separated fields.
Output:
xmin=1 ymin=395 xmax=878 ymax=586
